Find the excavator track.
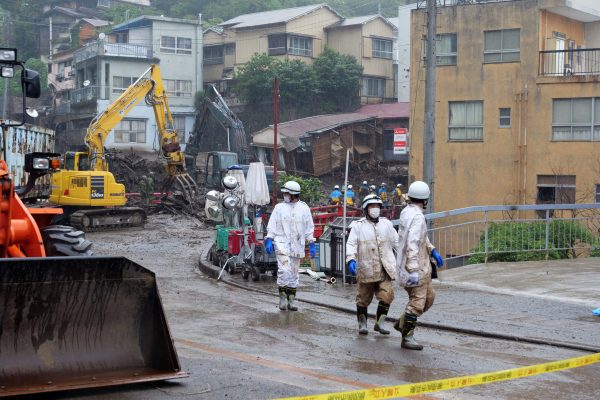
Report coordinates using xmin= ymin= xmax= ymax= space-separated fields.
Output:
xmin=69 ymin=207 xmax=146 ymax=232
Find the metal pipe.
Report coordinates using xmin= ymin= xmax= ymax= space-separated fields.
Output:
xmin=272 ymin=78 xmax=278 ymax=202
xmin=341 ymin=148 xmax=350 ymax=285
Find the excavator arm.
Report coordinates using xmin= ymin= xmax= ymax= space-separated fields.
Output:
xmin=85 ymin=64 xmax=187 ymax=176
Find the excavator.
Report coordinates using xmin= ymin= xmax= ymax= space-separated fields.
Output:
xmin=0 ymin=48 xmax=186 ymax=396
xmin=50 ymin=64 xmax=197 ymax=231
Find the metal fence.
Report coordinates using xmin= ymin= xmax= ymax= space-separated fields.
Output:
xmin=74 ymin=41 xmax=153 ymax=64
xmin=539 ymin=49 xmax=600 ymax=76
xmin=426 ymin=203 xmax=600 ymax=266
xmin=70 ymin=85 xmax=99 ymax=104
xmin=319 ymin=203 xmax=600 ymax=273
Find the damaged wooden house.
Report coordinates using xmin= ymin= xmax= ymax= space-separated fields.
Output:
xmin=251 ymin=113 xmax=379 ymax=176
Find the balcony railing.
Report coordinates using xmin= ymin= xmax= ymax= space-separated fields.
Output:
xmin=70 ymin=85 xmax=99 ymax=104
xmin=539 ymin=48 xmax=600 ymax=77
xmin=416 ymin=0 xmax=522 ymax=8
xmin=74 ymin=41 xmax=153 ymax=64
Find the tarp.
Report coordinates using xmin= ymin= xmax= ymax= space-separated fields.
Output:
xmin=245 ymin=162 xmax=270 ymax=205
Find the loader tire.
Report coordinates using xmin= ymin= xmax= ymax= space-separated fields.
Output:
xmin=42 ymin=225 xmax=93 ymax=256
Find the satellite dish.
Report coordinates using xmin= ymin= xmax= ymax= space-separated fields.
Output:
xmin=26 ymin=108 xmax=39 ymax=118
xmin=83 ymin=80 xmax=90 ymax=87
xmin=99 ymin=32 xmax=106 ymax=40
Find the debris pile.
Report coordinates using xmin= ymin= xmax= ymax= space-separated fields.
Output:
xmin=109 ymin=151 xmax=206 ymax=221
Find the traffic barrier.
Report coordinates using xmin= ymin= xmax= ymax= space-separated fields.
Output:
xmin=274 ymin=352 xmax=600 ymax=400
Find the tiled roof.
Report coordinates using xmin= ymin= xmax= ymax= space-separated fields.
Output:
xmin=81 ymin=18 xmax=110 ymax=27
xmin=326 ymin=14 xmax=397 ymax=30
xmin=252 ymin=113 xmax=374 ymax=151
xmin=221 ymin=4 xmax=340 ymax=29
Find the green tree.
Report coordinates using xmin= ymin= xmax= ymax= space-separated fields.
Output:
xmin=235 ymin=53 xmax=280 ymax=105
xmin=313 ymin=47 xmax=363 ymax=113
xmin=275 ymin=59 xmax=318 ymax=111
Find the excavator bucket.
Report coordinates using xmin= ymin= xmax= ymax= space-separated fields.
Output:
xmin=0 ymin=257 xmax=187 ymax=397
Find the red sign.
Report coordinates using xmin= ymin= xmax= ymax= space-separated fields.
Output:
xmin=393 ymin=128 xmax=408 ymax=155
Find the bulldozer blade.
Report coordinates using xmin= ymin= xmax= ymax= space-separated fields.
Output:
xmin=0 ymin=257 xmax=187 ymax=397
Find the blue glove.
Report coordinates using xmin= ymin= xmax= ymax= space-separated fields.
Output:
xmin=309 ymin=242 xmax=317 ymax=259
xmin=593 ymin=307 xmax=600 ymax=316
xmin=406 ymin=272 xmax=419 ymax=286
xmin=432 ymin=249 xmax=444 ymax=267
xmin=265 ymin=238 xmax=274 ymax=255
xmin=348 ymin=260 xmax=357 ymax=275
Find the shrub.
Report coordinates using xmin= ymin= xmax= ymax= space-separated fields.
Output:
xmin=278 ymin=174 xmax=324 ymax=205
xmin=467 ymin=220 xmax=598 ymax=264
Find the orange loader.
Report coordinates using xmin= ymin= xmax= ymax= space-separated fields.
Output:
xmin=0 ymin=48 xmax=186 ymax=396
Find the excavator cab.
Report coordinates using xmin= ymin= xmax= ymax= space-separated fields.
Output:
xmin=0 ymin=48 xmax=186 ymax=396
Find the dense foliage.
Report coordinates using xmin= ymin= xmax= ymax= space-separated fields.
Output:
xmin=278 ymin=174 xmax=325 ymax=204
xmin=235 ymin=48 xmax=362 ymax=128
xmin=467 ymin=220 xmax=599 ymax=264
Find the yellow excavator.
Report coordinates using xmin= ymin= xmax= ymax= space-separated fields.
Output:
xmin=0 ymin=47 xmax=186 ymax=396
xmin=50 ymin=64 xmax=197 ymax=230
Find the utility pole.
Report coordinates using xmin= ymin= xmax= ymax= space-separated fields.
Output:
xmin=423 ymin=0 xmax=437 ymax=212
xmin=272 ymin=78 xmax=279 ymax=202
xmin=2 ymin=12 xmax=11 ymax=120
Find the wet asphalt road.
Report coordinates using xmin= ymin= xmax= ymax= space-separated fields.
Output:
xmin=30 ymin=216 xmax=600 ymax=400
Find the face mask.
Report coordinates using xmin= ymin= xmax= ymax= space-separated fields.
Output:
xmin=368 ymin=207 xmax=380 ymax=219
xmin=284 ymin=194 xmax=291 ymax=203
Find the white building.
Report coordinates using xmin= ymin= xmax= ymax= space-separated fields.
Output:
xmin=68 ymin=15 xmax=203 ymax=154
xmin=396 ymin=3 xmax=418 ymax=103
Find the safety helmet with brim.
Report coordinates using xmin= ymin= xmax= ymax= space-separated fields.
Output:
xmin=362 ymin=194 xmax=383 ymax=209
xmin=281 ymin=180 xmax=301 ymax=195
xmin=407 ymin=181 xmax=430 ymax=200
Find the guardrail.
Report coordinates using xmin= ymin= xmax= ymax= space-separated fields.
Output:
xmin=425 ymin=203 xmax=600 ymax=266
xmin=74 ymin=41 xmax=153 ymax=64
xmin=539 ymin=49 xmax=600 ymax=76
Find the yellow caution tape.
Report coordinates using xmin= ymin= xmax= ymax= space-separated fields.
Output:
xmin=274 ymin=352 xmax=600 ymax=400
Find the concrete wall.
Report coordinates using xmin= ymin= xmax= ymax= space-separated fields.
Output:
xmin=584 ymin=21 xmax=600 ymax=47
xmin=409 ymin=0 xmax=600 ymax=214
xmin=397 ymin=4 xmax=417 ymax=103
xmin=151 ymin=19 xmax=203 ymax=104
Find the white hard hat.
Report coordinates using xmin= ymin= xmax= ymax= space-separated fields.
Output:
xmin=362 ymin=194 xmax=383 ymax=209
xmin=348 ymin=184 xmax=353 ymax=189
xmin=363 ymin=180 xmax=367 ymax=185
xmin=407 ymin=181 xmax=430 ymax=200
xmin=334 ymin=185 xmax=340 ymax=189
xmin=281 ymin=180 xmax=301 ymax=195
xmin=397 ymin=183 xmax=402 ymax=188
xmin=370 ymin=184 xmax=376 ymax=190
xmin=381 ymin=182 xmax=386 ymax=186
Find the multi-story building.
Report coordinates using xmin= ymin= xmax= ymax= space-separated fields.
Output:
xmin=60 ymin=15 xmax=202 ymax=154
xmin=409 ymin=0 xmax=600 ymax=213
xmin=203 ymin=4 xmax=397 ymax=104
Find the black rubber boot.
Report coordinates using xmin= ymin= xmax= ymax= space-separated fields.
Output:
xmin=286 ymin=287 xmax=298 ymax=311
xmin=401 ymin=313 xmax=423 ymax=350
xmin=278 ymin=286 xmax=288 ymax=310
xmin=373 ymin=302 xmax=390 ymax=335
xmin=357 ymin=306 xmax=368 ymax=335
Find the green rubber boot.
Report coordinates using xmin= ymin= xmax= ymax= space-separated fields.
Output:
xmin=286 ymin=287 xmax=298 ymax=311
xmin=357 ymin=306 xmax=368 ymax=335
xmin=278 ymin=286 xmax=288 ymax=310
xmin=373 ymin=302 xmax=390 ymax=335
xmin=401 ymin=313 xmax=423 ymax=351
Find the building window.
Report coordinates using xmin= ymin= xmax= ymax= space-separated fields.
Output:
xmin=203 ymin=45 xmax=224 ymax=64
xmin=437 ymin=34 xmax=457 ymax=65
xmin=224 ymin=43 xmax=235 ymax=55
xmin=164 ymin=79 xmax=193 ymax=98
xmin=112 ymin=76 xmax=136 ymax=94
xmin=288 ymin=35 xmax=312 ymax=57
xmin=596 ymin=184 xmax=600 ymax=203
xmin=114 ymin=119 xmax=146 ymax=143
xmin=484 ymin=29 xmax=520 ymax=63
xmin=449 ymin=101 xmax=483 ymax=141
xmin=362 ymin=77 xmax=385 ymax=97
xmin=372 ymin=38 xmax=393 ymax=59
xmin=536 ymin=175 xmax=576 ymax=204
xmin=172 ymin=116 xmax=186 ymax=143
xmin=552 ymin=98 xmax=600 ymax=141
xmin=268 ymin=34 xmax=286 ymax=56
xmin=499 ymin=108 xmax=511 ymax=128
xmin=161 ymin=36 xmax=192 ymax=54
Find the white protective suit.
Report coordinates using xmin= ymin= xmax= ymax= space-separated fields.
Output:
xmin=396 ymin=203 xmax=435 ymax=287
xmin=346 ymin=217 xmax=398 ymax=283
xmin=266 ymin=200 xmax=314 ymax=288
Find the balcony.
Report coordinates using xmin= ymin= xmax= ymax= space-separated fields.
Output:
xmin=54 ymin=101 xmax=71 ymax=115
xmin=70 ymin=85 xmax=99 ymax=105
xmin=539 ymin=48 xmax=600 ymax=76
xmin=73 ymin=41 xmax=153 ymax=64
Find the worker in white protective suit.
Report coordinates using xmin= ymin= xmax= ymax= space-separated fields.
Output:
xmin=394 ymin=181 xmax=444 ymax=350
xmin=265 ymin=181 xmax=316 ymax=311
xmin=346 ymin=194 xmax=399 ymax=335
